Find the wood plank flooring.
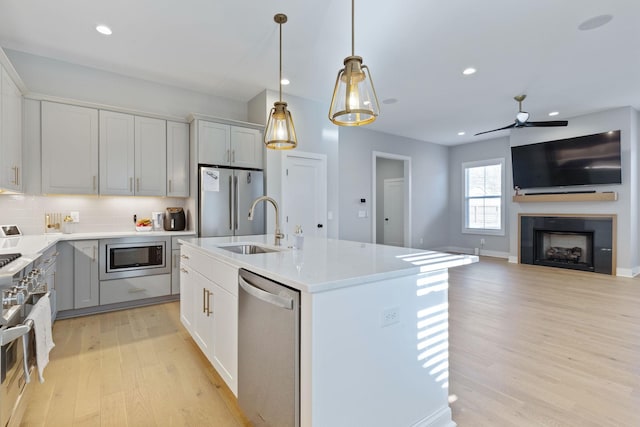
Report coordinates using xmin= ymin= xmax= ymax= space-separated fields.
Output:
xmin=19 ymin=258 xmax=640 ymax=426
xmin=448 ymin=257 xmax=640 ymax=427
xmin=20 ymin=302 xmax=247 ymax=427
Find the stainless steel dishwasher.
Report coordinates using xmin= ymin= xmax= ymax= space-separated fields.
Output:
xmin=238 ymin=268 xmax=300 ymax=427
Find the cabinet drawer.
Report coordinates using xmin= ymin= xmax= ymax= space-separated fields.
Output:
xmin=180 ymin=245 xmax=213 ymax=276
xmin=100 ymin=274 xmax=171 ymax=305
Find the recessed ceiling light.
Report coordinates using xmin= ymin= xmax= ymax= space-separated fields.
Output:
xmin=458 ymin=131 xmax=466 ymax=136
xmin=462 ymin=67 xmax=477 ymax=75
xmin=578 ymin=14 xmax=613 ymax=31
xmin=96 ymin=25 xmax=112 ymax=35
xmin=548 ymin=111 xmax=559 ymax=116
xmin=280 ymin=78 xmax=290 ymax=85
xmin=382 ymin=98 xmax=398 ymax=105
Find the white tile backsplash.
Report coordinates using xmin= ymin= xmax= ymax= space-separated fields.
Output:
xmin=0 ymin=194 xmax=189 ymax=235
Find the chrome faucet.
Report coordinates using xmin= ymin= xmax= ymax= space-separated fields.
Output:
xmin=248 ymin=196 xmax=284 ymax=246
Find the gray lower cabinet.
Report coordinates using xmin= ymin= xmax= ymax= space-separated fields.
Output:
xmin=71 ymin=239 xmax=99 ymax=309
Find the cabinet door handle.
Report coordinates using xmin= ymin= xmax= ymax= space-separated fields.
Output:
xmin=207 ymin=289 xmax=213 ymax=317
xmin=136 ymin=178 xmax=140 ymax=192
xmin=180 ymin=267 xmax=188 ymax=273
xmin=226 ymin=149 xmax=230 ymax=162
xmin=232 ymin=150 xmax=235 ymax=163
xmin=168 ymin=179 xmax=172 ymax=193
xmin=173 ymin=253 xmax=178 ymax=268
xmin=129 ymin=177 xmax=133 ymax=192
xmin=202 ymin=288 xmax=207 ymax=313
xmin=11 ymin=166 xmax=18 ymax=185
xmin=181 ymin=254 xmax=190 ymax=259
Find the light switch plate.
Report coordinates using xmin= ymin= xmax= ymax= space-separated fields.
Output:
xmin=70 ymin=211 xmax=80 ymax=223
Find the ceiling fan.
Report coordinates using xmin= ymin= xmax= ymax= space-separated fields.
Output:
xmin=475 ymin=94 xmax=568 ymax=136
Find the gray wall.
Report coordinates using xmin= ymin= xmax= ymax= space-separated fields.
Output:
xmin=248 ymin=90 xmax=340 ymax=239
xmin=447 ymin=136 xmax=511 ymax=257
xmin=375 ymin=158 xmax=404 ymax=243
xmin=6 ymin=49 xmax=247 ymax=121
xmin=338 ymin=127 xmax=449 ymax=249
xmin=508 ymin=107 xmax=636 ymax=275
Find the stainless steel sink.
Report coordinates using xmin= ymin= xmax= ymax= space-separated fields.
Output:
xmin=219 ymin=244 xmax=279 ymax=255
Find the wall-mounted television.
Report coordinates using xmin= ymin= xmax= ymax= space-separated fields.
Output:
xmin=511 ymin=130 xmax=622 ymax=189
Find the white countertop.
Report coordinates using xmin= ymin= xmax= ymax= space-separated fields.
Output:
xmin=179 ymin=235 xmax=478 ymax=293
xmin=0 ymin=230 xmax=195 ymax=284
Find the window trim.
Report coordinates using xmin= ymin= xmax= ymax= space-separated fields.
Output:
xmin=462 ymin=158 xmax=506 ymax=236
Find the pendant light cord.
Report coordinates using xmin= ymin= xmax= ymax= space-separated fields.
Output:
xmin=279 ymin=21 xmax=283 ymax=102
xmin=351 ymin=0 xmax=355 ymax=56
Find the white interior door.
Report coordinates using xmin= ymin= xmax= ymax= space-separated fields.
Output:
xmin=383 ymin=178 xmax=404 ymax=246
xmin=282 ymin=153 xmax=327 ymax=238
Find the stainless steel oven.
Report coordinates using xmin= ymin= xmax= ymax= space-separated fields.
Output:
xmin=99 ymin=237 xmax=170 ymax=280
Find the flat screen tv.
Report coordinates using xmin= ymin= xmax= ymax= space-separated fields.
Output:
xmin=511 ymin=130 xmax=622 ymax=189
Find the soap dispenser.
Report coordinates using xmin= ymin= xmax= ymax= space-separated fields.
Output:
xmin=294 ymin=225 xmax=304 ymax=250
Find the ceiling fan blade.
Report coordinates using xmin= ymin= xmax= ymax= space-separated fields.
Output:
xmin=523 ymin=120 xmax=569 ymax=127
xmin=474 ymin=123 xmax=516 ymax=136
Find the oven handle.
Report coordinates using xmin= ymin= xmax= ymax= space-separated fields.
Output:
xmin=0 ymin=324 xmax=30 ymax=346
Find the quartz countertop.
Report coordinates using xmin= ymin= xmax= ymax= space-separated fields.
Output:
xmin=179 ymin=234 xmax=478 ymax=293
xmin=0 ymin=230 xmax=195 ymax=284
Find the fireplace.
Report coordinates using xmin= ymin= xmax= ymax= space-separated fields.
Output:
xmin=520 ymin=215 xmax=614 ymax=274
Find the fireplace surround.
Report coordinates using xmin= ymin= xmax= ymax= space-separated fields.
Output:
xmin=519 ymin=215 xmax=615 ymax=275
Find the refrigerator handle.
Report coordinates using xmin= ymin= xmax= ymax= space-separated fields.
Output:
xmin=229 ymin=176 xmax=233 ymax=230
xmin=234 ymin=175 xmax=239 ymax=230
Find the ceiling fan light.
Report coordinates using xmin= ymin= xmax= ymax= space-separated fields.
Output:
xmin=329 ymin=56 xmax=380 ymax=126
xmin=516 ymin=111 xmax=529 ymax=124
xmin=265 ymin=101 xmax=297 ymax=150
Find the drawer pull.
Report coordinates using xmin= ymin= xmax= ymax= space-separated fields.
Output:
xmin=181 ymin=254 xmax=190 ymax=259
xmin=128 ymin=288 xmax=146 ymax=293
xmin=180 ymin=268 xmax=188 ymax=273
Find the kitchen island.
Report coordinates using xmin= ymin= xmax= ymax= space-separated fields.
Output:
xmin=179 ymin=235 xmax=477 ymax=427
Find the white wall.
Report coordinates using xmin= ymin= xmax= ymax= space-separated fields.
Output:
xmin=508 ymin=107 xmax=636 ymax=276
xmin=447 ymin=136 xmax=511 ymax=257
xmin=338 ymin=127 xmax=449 ymax=249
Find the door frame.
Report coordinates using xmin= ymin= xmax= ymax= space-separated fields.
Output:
xmin=281 ymin=150 xmax=328 ymax=237
xmin=372 ymin=151 xmax=412 ymax=246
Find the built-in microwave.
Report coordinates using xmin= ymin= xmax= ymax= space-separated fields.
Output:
xmin=99 ymin=237 xmax=170 ymax=280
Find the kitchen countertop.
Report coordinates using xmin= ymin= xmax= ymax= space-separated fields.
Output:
xmin=179 ymin=234 xmax=478 ymax=293
xmin=0 ymin=230 xmax=195 ymax=284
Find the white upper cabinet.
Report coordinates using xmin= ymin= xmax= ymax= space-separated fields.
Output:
xmin=99 ymin=110 xmax=135 ymax=195
xmin=167 ymin=121 xmax=189 ymax=197
xmin=99 ymin=112 xmax=167 ymax=196
xmin=0 ymin=65 xmax=23 ymax=192
xmin=135 ymin=116 xmax=167 ymax=196
xmin=42 ymin=101 xmax=99 ymax=194
xmin=197 ymin=120 xmax=263 ymax=169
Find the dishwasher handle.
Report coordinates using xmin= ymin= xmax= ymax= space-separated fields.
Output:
xmin=239 ymin=275 xmax=293 ymax=310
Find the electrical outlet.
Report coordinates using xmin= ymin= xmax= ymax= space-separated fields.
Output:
xmin=70 ymin=211 xmax=80 ymax=223
xmin=480 ymin=238 xmax=485 ymax=247
xmin=381 ymin=306 xmax=400 ymax=327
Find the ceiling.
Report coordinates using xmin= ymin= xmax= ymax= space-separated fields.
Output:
xmin=1 ymin=0 xmax=639 ymax=146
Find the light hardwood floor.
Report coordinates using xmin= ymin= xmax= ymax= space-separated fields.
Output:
xmin=20 ymin=258 xmax=640 ymax=426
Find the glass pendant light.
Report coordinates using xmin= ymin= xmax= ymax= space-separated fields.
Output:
xmin=328 ymin=0 xmax=380 ymax=126
xmin=264 ymin=14 xmax=297 ymax=150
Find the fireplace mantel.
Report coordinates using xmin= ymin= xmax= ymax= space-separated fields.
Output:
xmin=512 ymin=192 xmax=617 ymax=203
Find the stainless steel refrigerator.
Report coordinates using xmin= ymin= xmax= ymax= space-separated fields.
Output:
xmin=198 ymin=166 xmax=265 ymax=237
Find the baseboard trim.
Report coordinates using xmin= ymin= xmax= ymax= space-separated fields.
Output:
xmin=437 ymin=246 xmax=509 ymax=259
xmin=410 ymin=406 xmax=456 ymax=427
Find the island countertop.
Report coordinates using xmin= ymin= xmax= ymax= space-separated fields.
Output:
xmin=179 ymin=234 xmax=477 ymax=293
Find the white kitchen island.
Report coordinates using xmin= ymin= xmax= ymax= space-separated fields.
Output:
xmin=179 ymin=235 xmax=477 ymax=427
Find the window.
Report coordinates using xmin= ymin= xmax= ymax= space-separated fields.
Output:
xmin=463 ymin=158 xmax=505 ymax=235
